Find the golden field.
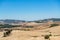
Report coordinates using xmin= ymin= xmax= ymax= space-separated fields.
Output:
xmin=0 ymin=26 xmax=60 ymax=40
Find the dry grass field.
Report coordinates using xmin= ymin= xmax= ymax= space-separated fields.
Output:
xmin=0 ymin=26 xmax=60 ymax=40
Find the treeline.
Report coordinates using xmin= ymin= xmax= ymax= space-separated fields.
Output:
xmin=0 ymin=24 xmax=21 ymax=28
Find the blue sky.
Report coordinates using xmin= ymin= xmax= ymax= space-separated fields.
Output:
xmin=0 ymin=0 xmax=60 ymax=21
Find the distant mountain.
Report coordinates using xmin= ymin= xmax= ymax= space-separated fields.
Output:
xmin=42 ymin=18 xmax=60 ymax=21
xmin=0 ymin=19 xmax=26 ymax=24
xmin=33 ymin=18 xmax=60 ymax=23
xmin=0 ymin=18 xmax=60 ymax=28
xmin=0 ymin=18 xmax=60 ymax=24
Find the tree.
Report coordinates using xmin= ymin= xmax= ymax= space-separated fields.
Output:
xmin=3 ymin=29 xmax=12 ymax=37
xmin=50 ymin=24 xmax=59 ymax=27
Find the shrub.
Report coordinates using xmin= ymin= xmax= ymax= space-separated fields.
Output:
xmin=44 ymin=35 xmax=50 ymax=39
xmin=2 ymin=24 xmax=13 ymax=28
xmin=3 ymin=30 xmax=12 ymax=37
xmin=25 ymin=26 xmax=33 ymax=28
xmin=0 ymin=24 xmax=21 ymax=28
xmin=50 ymin=24 xmax=59 ymax=27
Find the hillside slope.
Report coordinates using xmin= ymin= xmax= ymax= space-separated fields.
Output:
xmin=0 ymin=26 xmax=60 ymax=40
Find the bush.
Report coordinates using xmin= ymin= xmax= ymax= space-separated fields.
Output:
xmin=25 ymin=26 xmax=33 ymax=28
xmin=0 ymin=24 xmax=21 ymax=28
xmin=0 ymin=24 xmax=13 ymax=28
xmin=44 ymin=35 xmax=50 ymax=39
xmin=50 ymin=24 xmax=59 ymax=27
